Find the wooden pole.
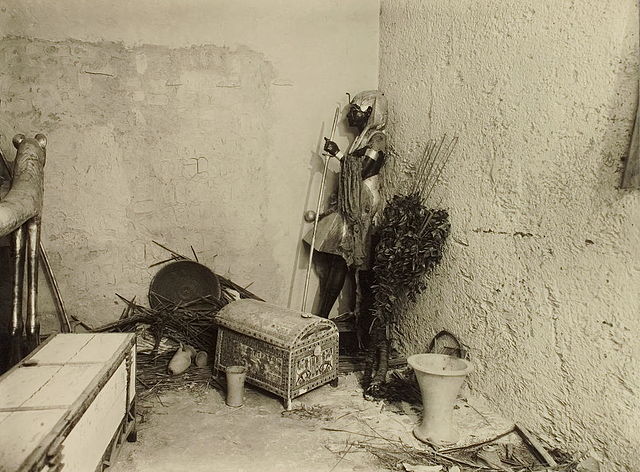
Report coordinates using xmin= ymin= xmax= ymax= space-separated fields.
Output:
xmin=301 ymin=106 xmax=340 ymax=312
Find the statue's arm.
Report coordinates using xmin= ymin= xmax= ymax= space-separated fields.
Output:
xmin=362 ymin=133 xmax=386 ymax=179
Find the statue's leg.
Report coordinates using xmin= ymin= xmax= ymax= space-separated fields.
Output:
xmin=354 ymin=269 xmax=375 ymax=350
xmin=364 ymin=325 xmax=389 ymax=393
xmin=9 ymin=225 xmax=26 ymax=365
xmin=317 ymin=253 xmax=347 ymax=318
xmin=25 ymin=217 xmax=41 ymax=354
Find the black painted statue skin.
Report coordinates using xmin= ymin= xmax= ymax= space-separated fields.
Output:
xmin=304 ymin=91 xmax=388 ymax=319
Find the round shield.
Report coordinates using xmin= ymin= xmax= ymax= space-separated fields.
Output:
xmin=149 ymin=260 xmax=221 ymax=309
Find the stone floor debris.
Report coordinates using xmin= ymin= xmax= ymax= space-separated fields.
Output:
xmin=111 ymin=374 xmax=547 ymax=472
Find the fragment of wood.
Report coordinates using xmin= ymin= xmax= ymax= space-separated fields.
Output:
xmin=431 ymin=450 xmax=490 ymax=470
xmin=91 ymin=313 xmax=148 ymax=332
xmin=505 ymin=443 xmax=515 ymax=460
xmin=439 ymin=426 xmax=515 ymax=453
xmin=514 ymin=423 xmax=558 ymax=467
xmin=216 ymin=273 xmax=264 ymax=301
xmin=622 ymin=111 xmax=640 ymax=188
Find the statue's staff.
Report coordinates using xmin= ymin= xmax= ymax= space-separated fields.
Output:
xmin=301 ymin=106 xmax=340 ymax=312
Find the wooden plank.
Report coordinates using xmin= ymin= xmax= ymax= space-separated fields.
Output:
xmin=61 ymin=362 xmax=127 ymax=472
xmin=0 ymin=406 xmax=69 ymax=412
xmin=514 ymin=423 xmax=558 ymax=467
xmin=0 ymin=365 xmax=63 ymax=410
xmin=23 ymin=364 xmax=103 ymax=408
xmin=128 ymin=345 xmax=136 ymax=405
xmin=29 ymin=334 xmax=95 ymax=364
xmin=70 ymin=334 xmax=133 ymax=364
xmin=0 ymin=335 xmax=57 ymax=384
xmin=0 ymin=409 xmax=67 ymax=472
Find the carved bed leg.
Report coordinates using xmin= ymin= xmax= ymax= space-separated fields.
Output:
xmin=126 ymin=398 xmax=138 ymax=442
xmin=9 ymin=225 xmax=26 ymax=365
xmin=25 ymin=217 xmax=41 ymax=354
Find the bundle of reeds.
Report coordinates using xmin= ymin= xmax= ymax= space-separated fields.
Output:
xmin=367 ymin=136 xmax=457 ymax=390
xmin=93 ymin=293 xmax=227 ymax=398
xmin=135 ymin=350 xmax=221 ymax=399
xmin=93 ymin=292 xmax=229 ymax=353
xmin=92 ymin=242 xmax=263 ymax=397
xmin=94 ymin=242 xmax=262 ymax=353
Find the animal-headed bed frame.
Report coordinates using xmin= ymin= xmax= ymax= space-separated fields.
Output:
xmin=0 ymin=134 xmax=47 ymax=365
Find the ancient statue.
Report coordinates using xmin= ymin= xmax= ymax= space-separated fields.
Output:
xmin=303 ymin=91 xmax=388 ymax=320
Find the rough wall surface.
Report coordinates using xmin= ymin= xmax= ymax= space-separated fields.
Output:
xmin=0 ymin=0 xmax=379 ymax=326
xmin=379 ymin=1 xmax=639 ymax=470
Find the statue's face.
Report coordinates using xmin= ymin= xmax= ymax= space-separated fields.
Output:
xmin=346 ymin=104 xmax=372 ymax=129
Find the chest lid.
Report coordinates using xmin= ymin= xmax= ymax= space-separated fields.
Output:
xmin=215 ymin=299 xmax=337 ymax=349
xmin=0 ymin=333 xmax=135 ymax=472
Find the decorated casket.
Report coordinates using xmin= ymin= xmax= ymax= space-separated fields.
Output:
xmin=214 ymin=299 xmax=338 ymax=409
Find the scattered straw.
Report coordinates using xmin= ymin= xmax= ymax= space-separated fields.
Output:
xmin=92 ymin=242 xmax=263 ymax=398
xmin=324 ymin=421 xmax=577 ymax=472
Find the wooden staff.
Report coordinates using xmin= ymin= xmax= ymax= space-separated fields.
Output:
xmin=301 ymin=106 xmax=340 ymax=312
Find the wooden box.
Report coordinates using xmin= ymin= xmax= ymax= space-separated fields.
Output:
xmin=214 ymin=299 xmax=339 ymax=409
xmin=0 ymin=333 xmax=136 ymax=472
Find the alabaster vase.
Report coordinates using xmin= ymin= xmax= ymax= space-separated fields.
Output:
xmin=225 ymin=365 xmax=247 ymax=407
xmin=407 ymin=353 xmax=474 ymax=446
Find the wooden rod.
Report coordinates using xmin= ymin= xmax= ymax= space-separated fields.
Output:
xmin=302 ymin=106 xmax=340 ymax=312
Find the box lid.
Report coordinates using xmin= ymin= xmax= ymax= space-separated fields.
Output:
xmin=215 ymin=299 xmax=337 ymax=349
xmin=0 ymin=333 xmax=135 ymax=472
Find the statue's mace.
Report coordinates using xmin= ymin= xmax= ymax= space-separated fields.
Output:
xmin=301 ymin=106 xmax=340 ymax=312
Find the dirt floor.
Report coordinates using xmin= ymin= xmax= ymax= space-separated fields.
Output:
xmin=110 ymin=374 xmax=519 ymax=472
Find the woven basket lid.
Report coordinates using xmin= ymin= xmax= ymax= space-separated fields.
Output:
xmin=149 ymin=260 xmax=221 ymax=309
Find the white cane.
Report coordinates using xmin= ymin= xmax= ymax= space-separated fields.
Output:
xmin=301 ymin=106 xmax=340 ymax=312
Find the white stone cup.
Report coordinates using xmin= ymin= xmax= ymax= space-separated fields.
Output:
xmin=225 ymin=365 xmax=247 ymax=407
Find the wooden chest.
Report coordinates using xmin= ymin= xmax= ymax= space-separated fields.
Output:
xmin=0 ymin=333 xmax=136 ymax=472
xmin=214 ymin=299 xmax=338 ymax=409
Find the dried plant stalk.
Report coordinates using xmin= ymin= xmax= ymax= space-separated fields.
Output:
xmin=367 ymin=135 xmax=457 ymax=390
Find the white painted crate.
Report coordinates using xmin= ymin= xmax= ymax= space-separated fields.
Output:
xmin=0 ymin=333 xmax=136 ymax=472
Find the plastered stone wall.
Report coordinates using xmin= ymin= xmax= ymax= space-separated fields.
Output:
xmin=0 ymin=0 xmax=379 ymax=326
xmin=379 ymin=1 xmax=640 ymax=470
